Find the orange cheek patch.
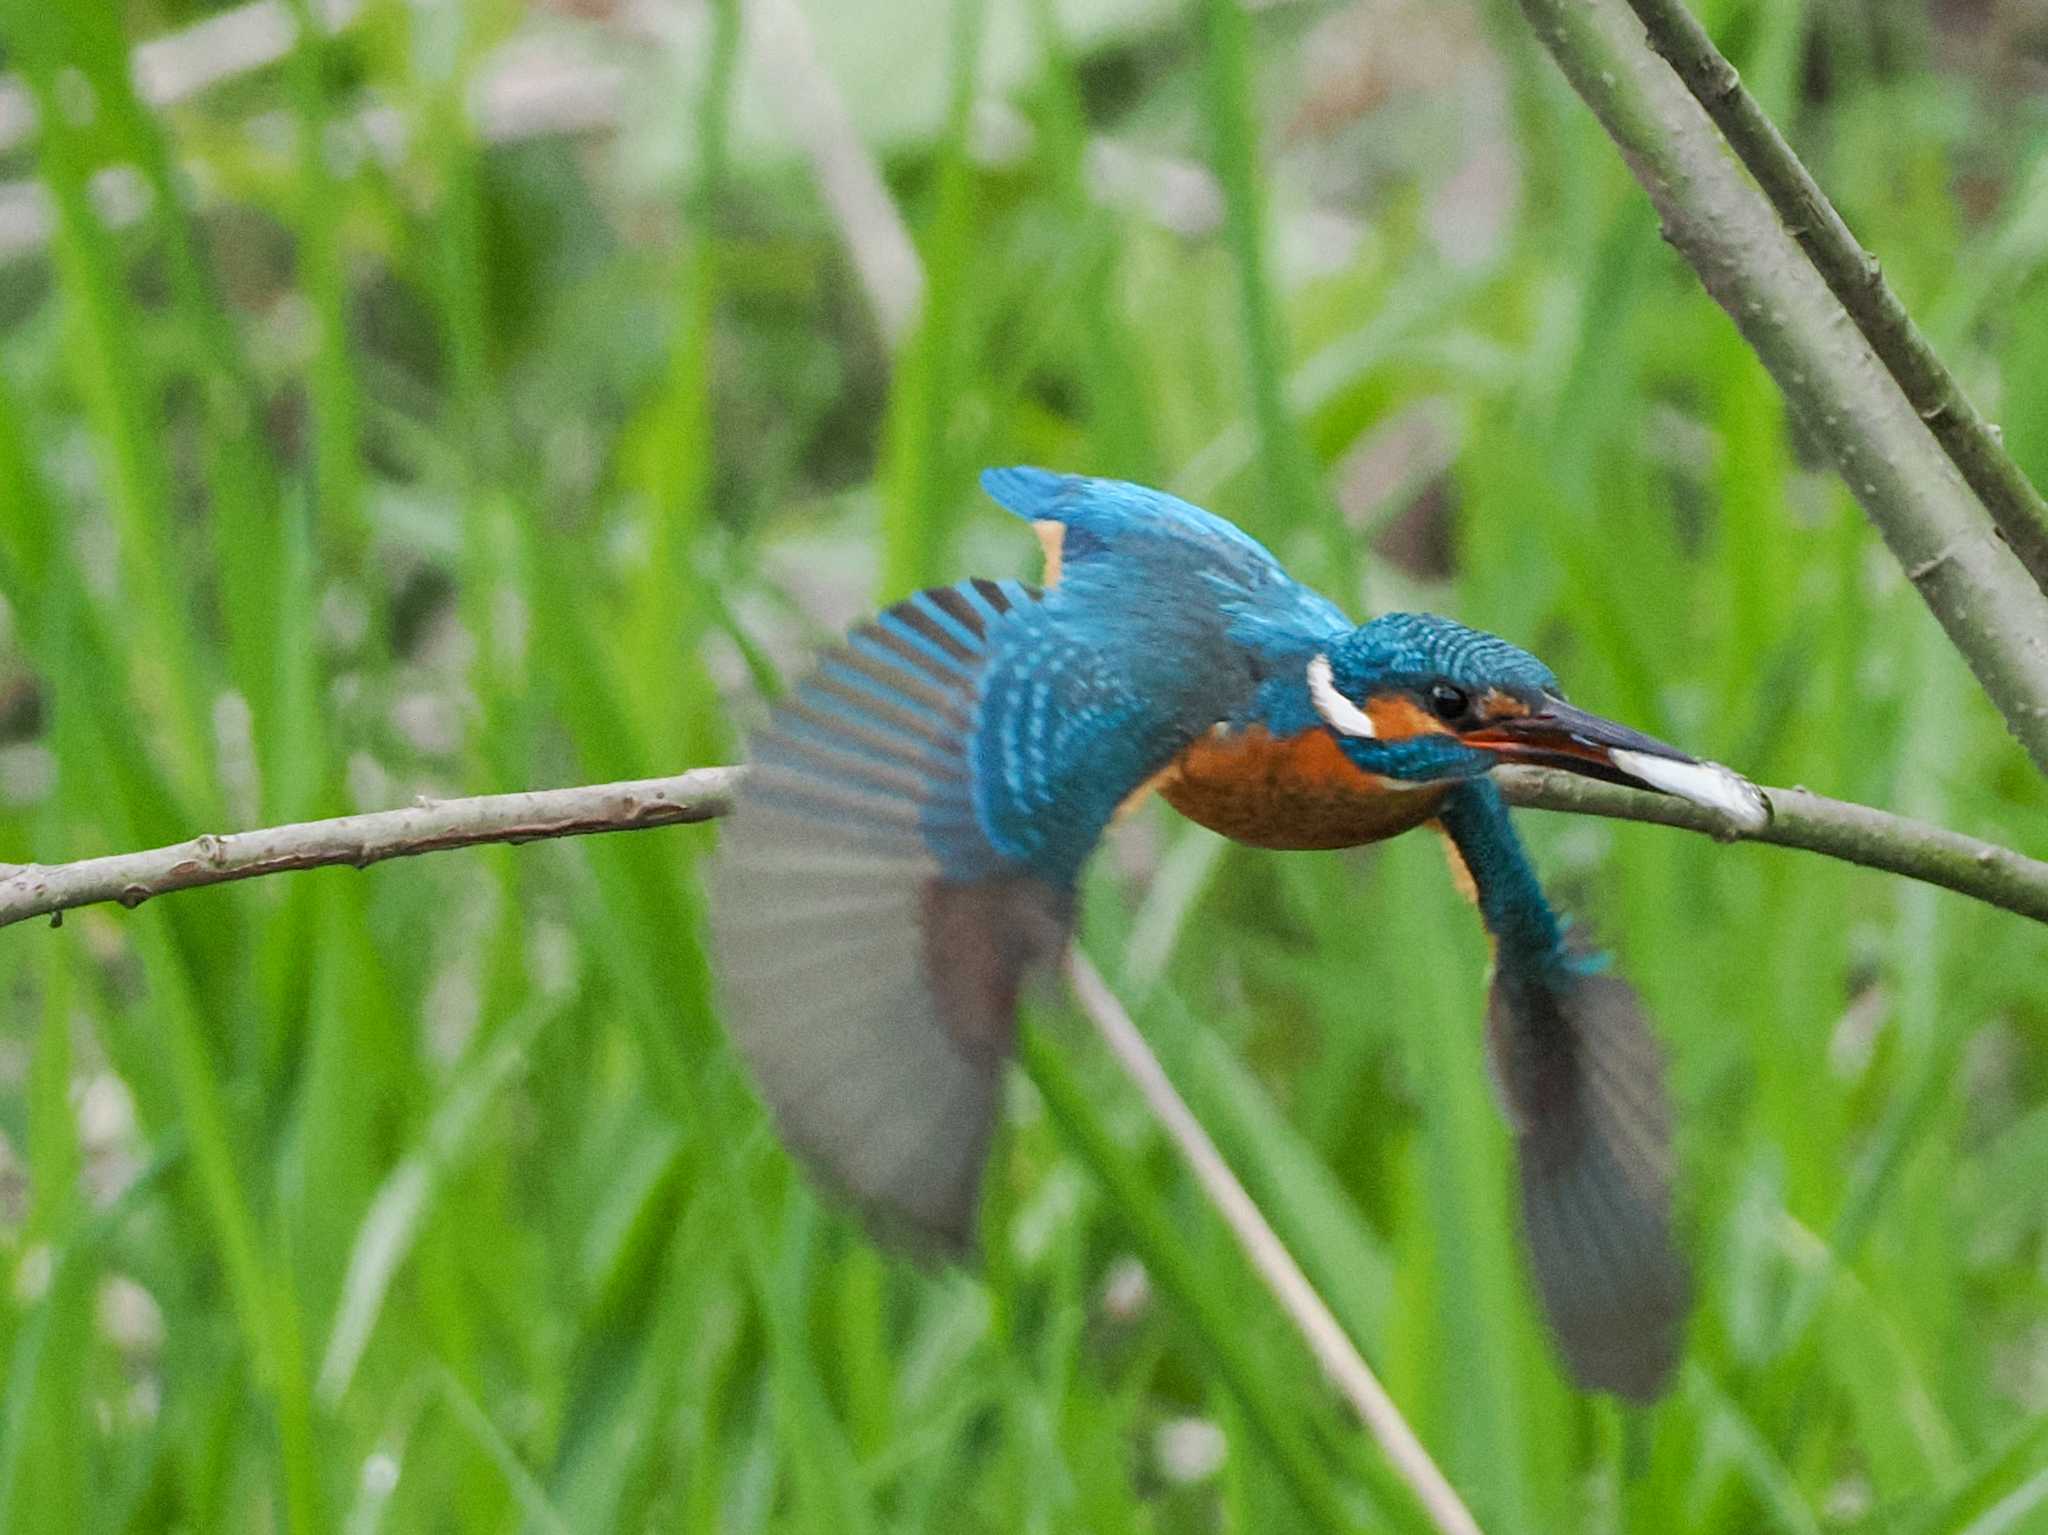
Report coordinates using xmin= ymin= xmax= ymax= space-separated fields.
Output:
xmin=1478 ymin=688 xmax=1523 ymax=722
xmin=1365 ymin=694 xmax=1451 ymax=741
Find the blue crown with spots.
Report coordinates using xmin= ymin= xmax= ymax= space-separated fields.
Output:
xmin=1329 ymin=613 xmax=1561 ymax=702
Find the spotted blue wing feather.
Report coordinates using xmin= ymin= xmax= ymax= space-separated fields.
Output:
xmin=968 ymin=618 xmax=1211 ymax=879
xmin=713 ymin=520 xmax=1324 ymax=1250
xmin=980 ymin=466 xmax=1350 ymax=663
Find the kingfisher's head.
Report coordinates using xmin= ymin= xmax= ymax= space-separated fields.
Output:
xmin=1307 ymin=614 xmax=1768 ymax=829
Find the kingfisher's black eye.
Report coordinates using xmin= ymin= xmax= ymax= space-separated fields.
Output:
xmin=1428 ymin=683 xmax=1471 ymax=721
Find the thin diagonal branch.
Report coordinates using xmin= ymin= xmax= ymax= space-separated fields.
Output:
xmin=1061 ymin=949 xmax=1484 ymax=1535
xmin=4 ymin=764 xmax=2044 ymax=935
xmin=1619 ymin=0 xmax=2048 ymax=594
xmin=1512 ymin=0 xmax=2048 ymax=775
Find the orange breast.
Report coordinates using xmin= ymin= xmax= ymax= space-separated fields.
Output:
xmin=1153 ymin=725 xmax=1449 ymax=850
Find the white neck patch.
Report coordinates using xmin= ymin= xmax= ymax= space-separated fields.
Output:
xmin=1306 ymin=653 xmax=1376 ymax=739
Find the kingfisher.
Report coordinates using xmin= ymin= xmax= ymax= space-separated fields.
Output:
xmin=712 ymin=467 xmax=1766 ymax=1400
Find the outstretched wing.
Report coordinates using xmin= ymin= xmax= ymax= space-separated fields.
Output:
xmin=715 ymin=472 xmax=1329 ymax=1251
xmin=713 ymin=580 xmax=1059 ymax=1249
xmin=1438 ymin=780 xmax=1689 ymax=1399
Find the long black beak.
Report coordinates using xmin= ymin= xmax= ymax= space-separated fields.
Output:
xmin=1465 ymin=697 xmax=1770 ymax=831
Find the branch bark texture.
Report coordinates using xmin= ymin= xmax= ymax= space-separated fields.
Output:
xmin=1620 ymin=0 xmax=2048 ymax=595
xmin=0 ymin=770 xmax=740 ymax=930
xmin=4 ymin=765 xmax=2043 ymax=933
xmin=1513 ymin=0 xmax=2048 ymax=773
xmin=1493 ymin=768 xmax=2048 ymax=923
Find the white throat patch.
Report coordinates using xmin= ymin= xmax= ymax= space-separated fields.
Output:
xmin=1306 ymin=654 xmax=1376 ymax=739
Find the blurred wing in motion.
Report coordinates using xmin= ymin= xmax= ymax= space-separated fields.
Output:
xmin=715 ymin=469 xmax=1354 ymax=1252
xmin=1439 ymin=780 xmax=1689 ymax=1399
xmin=713 ymin=518 xmax=1286 ymax=1250
xmin=712 ymin=579 xmax=1064 ymax=1250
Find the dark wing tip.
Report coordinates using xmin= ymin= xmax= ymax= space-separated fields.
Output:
xmin=712 ymin=582 xmax=1069 ymax=1263
xmin=798 ymin=1111 xmax=987 ymax=1263
xmin=1527 ymin=1181 xmax=1690 ymax=1400
xmin=1490 ymin=967 xmax=1690 ymax=1400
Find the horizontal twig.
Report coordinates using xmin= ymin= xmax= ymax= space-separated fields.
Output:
xmin=3 ymin=753 xmax=2035 ymax=1534
xmin=3 ymin=763 xmax=2043 ymax=933
xmin=1493 ymin=767 xmax=2048 ymax=923
xmin=0 ymin=770 xmax=741 ymax=931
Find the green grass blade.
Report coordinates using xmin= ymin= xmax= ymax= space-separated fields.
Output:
xmin=1020 ymin=1027 xmax=1373 ymax=1534
xmin=1195 ymin=0 xmax=1330 ymax=555
xmin=880 ymin=0 xmax=987 ymax=600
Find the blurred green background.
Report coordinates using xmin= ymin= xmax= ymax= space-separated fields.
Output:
xmin=1 ymin=0 xmax=2045 ymax=1530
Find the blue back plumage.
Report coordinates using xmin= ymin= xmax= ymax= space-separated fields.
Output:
xmin=970 ymin=469 xmax=1349 ymax=877
xmin=980 ymin=467 xmax=1285 ymax=583
xmin=980 ymin=468 xmax=1350 ymax=659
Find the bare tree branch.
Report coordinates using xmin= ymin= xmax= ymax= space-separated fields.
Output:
xmin=1493 ymin=768 xmax=2048 ymax=922
xmin=4 ymin=756 xmax=2036 ymax=1534
xmin=1511 ymin=0 xmax=2048 ymax=775
xmin=0 ymin=770 xmax=740 ymax=931
xmin=4 ymin=764 xmax=2043 ymax=933
xmin=1618 ymin=0 xmax=2048 ymax=595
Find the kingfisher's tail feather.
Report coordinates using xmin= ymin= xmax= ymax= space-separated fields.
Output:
xmin=1440 ymin=781 xmax=1688 ymax=1399
xmin=712 ymin=580 xmax=1069 ymax=1253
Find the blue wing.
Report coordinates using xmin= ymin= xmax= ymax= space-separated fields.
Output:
xmin=713 ymin=580 xmax=1056 ymax=1250
xmin=979 ymin=466 xmax=1349 ymax=658
xmin=714 ymin=471 xmax=1347 ymax=1250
